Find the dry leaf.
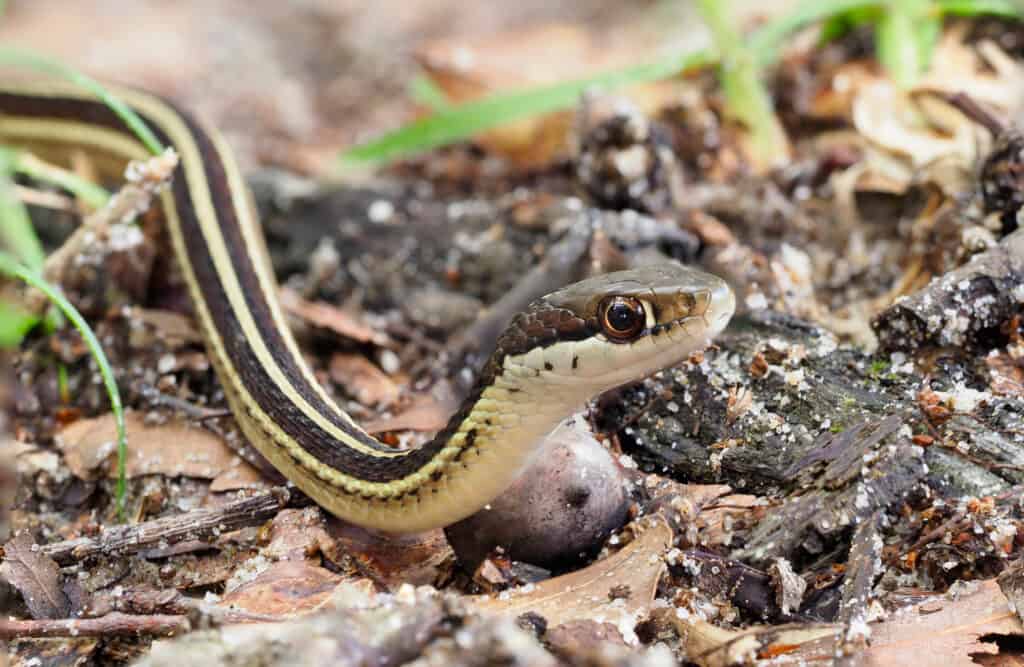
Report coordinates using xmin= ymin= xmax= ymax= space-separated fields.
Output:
xmin=218 ymin=561 xmax=345 ymax=617
xmin=329 ymin=353 xmax=400 ymax=408
xmin=472 ymin=515 xmax=672 ymax=642
xmin=791 ymin=579 xmax=1023 ymax=666
xmin=363 ymin=392 xmax=454 ymax=434
xmin=0 ymin=532 xmax=70 ymax=619
xmin=280 ymin=288 xmax=390 ymax=346
xmin=263 ymin=507 xmax=333 ymax=562
xmin=56 ymin=411 xmax=260 ymax=482
xmin=130 ymin=308 xmax=203 ymax=347
xmin=325 ymin=519 xmax=452 ymax=588
xmin=209 ymin=463 xmax=268 ymax=493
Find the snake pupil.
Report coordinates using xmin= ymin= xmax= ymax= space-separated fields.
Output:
xmin=602 ymin=297 xmax=645 ymax=340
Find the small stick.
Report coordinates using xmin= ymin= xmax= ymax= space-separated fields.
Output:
xmin=945 ymin=91 xmax=1007 ymax=136
xmin=40 ymin=486 xmax=300 ymax=565
xmin=0 ymin=612 xmax=189 ymax=639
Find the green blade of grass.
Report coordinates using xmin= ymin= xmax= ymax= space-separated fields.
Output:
xmin=13 ymin=151 xmax=110 ymax=210
xmin=696 ymin=0 xmax=790 ymax=169
xmin=0 ymin=251 xmax=128 ymax=518
xmin=338 ymin=48 xmax=714 ymax=169
xmin=408 ymin=74 xmax=453 ymax=112
xmin=876 ymin=0 xmax=937 ymax=87
xmin=339 ymin=0 xmax=876 ymax=169
xmin=0 ymin=299 xmax=39 ymax=348
xmin=750 ymin=0 xmax=883 ymax=64
xmin=936 ymin=0 xmax=1024 ymax=17
xmin=0 ymin=148 xmax=45 ymax=271
xmin=0 ymin=48 xmax=165 ymax=156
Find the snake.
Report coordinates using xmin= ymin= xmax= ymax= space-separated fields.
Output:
xmin=0 ymin=80 xmax=736 ymax=533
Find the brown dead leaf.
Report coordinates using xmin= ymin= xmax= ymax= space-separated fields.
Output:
xmin=0 ymin=532 xmax=70 ymax=619
xmin=264 ymin=507 xmax=334 ymax=562
xmin=130 ymin=308 xmax=203 ymax=347
xmin=280 ymin=288 xmax=391 ymax=347
xmin=791 ymin=579 xmax=1023 ymax=666
xmin=329 ymin=353 xmax=400 ymax=408
xmin=218 ymin=560 xmax=345 ymax=617
xmin=209 ymin=462 xmax=268 ymax=493
xmin=363 ymin=392 xmax=454 ymax=434
xmin=472 ymin=515 xmax=671 ymax=637
xmin=324 ymin=519 xmax=452 ymax=588
xmin=56 ymin=411 xmax=261 ymax=482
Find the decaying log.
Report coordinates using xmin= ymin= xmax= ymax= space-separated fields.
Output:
xmin=873 ymin=229 xmax=1024 ymax=353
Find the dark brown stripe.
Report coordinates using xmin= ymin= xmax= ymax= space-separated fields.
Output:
xmin=0 ymin=89 xmax=450 ymax=482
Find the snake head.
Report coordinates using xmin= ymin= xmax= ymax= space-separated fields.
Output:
xmin=496 ymin=264 xmax=735 ymax=394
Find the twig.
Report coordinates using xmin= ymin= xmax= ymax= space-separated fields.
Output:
xmin=40 ymin=486 xmax=301 ymax=565
xmin=87 ymin=587 xmax=279 ymax=625
xmin=0 ymin=612 xmax=189 ymax=639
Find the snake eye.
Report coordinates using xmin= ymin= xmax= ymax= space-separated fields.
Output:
xmin=600 ymin=297 xmax=645 ymax=341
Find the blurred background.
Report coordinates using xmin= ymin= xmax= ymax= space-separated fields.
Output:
xmin=0 ymin=0 xmax=782 ymax=172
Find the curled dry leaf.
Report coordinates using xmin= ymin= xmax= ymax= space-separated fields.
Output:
xmin=819 ymin=28 xmax=1022 ymax=198
xmin=471 ymin=515 xmax=672 ymax=643
xmin=0 ymin=531 xmax=70 ymax=619
xmin=56 ymin=411 xmax=261 ymax=484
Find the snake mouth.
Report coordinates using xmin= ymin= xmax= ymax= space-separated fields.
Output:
xmin=705 ymin=279 xmax=736 ymax=338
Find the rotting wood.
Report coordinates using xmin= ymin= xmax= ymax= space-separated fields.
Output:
xmin=39 ymin=486 xmax=302 ymax=566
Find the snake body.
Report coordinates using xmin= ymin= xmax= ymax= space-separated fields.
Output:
xmin=0 ymin=81 xmax=735 ymax=532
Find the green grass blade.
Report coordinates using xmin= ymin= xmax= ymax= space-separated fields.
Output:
xmin=750 ymin=0 xmax=883 ymax=64
xmin=407 ymin=74 xmax=453 ymax=112
xmin=13 ymin=152 xmax=110 ymax=210
xmin=936 ymin=0 xmax=1023 ymax=17
xmin=877 ymin=0 xmax=937 ymax=87
xmin=0 ymin=300 xmax=39 ymax=348
xmin=0 ymin=251 xmax=128 ymax=518
xmin=0 ymin=48 xmax=165 ymax=156
xmin=0 ymin=148 xmax=45 ymax=271
xmin=338 ymin=49 xmax=714 ymax=169
xmin=696 ymin=0 xmax=790 ymax=168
